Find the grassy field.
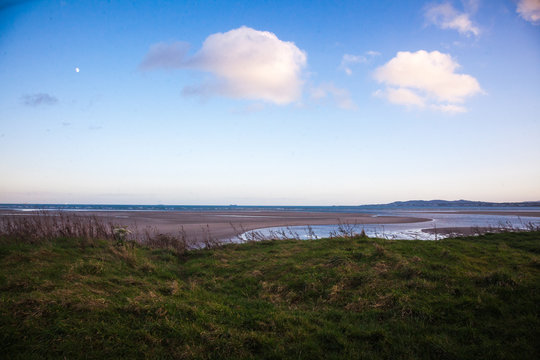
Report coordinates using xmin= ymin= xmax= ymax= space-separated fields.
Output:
xmin=1 ymin=231 xmax=539 ymax=359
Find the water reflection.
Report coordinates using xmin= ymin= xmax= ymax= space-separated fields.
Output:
xmin=242 ymin=212 xmax=540 ymax=241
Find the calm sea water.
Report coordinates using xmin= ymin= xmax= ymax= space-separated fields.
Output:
xmin=243 ymin=209 xmax=540 ymax=240
xmin=2 ymin=203 xmax=540 ymax=213
xmin=2 ymin=204 xmax=540 ymax=240
xmin=246 ymin=212 xmax=540 ymax=240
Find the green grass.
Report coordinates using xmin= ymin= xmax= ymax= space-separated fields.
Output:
xmin=1 ymin=232 xmax=539 ymax=359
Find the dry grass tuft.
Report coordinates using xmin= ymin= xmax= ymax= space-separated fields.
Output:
xmin=0 ymin=212 xmax=226 ymax=254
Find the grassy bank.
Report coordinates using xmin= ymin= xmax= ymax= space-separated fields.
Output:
xmin=1 ymin=232 xmax=539 ymax=359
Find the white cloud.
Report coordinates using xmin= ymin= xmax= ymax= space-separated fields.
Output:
xmin=424 ymin=2 xmax=480 ymax=36
xmin=310 ymin=83 xmax=357 ymax=110
xmin=374 ymin=50 xmax=482 ymax=112
xmin=377 ymin=88 xmax=426 ymax=108
xmin=340 ymin=51 xmax=380 ymax=75
xmin=140 ymin=26 xmax=307 ymax=105
xmin=517 ymin=0 xmax=540 ymax=24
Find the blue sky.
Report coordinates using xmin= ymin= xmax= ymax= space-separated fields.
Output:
xmin=0 ymin=0 xmax=539 ymax=205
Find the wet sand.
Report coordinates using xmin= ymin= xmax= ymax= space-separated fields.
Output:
xmin=412 ymin=210 xmax=540 ymax=237
xmin=0 ymin=210 xmax=430 ymax=241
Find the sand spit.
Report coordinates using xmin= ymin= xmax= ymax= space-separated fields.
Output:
xmin=0 ymin=210 xmax=430 ymax=241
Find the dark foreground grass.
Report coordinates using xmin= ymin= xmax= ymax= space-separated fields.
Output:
xmin=1 ymin=232 xmax=539 ymax=359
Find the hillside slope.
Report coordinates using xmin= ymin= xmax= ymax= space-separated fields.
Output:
xmin=1 ymin=232 xmax=539 ymax=359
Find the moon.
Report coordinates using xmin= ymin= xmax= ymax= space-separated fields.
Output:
xmin=75 ymin=67 xmax=80 ymax=73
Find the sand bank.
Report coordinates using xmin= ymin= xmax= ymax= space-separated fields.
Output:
xmin=0 ymin=210 xmax=430 ymax=241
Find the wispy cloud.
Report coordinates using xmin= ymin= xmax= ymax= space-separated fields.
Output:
xmin=311 ymin=83 xmax=357 ymax=110
xmin=339 ymin=51 xmax=380 ymax=75
xmin=140 ymin=26 xmax=307 ymax=105
xmin=424 ymin=2 xmax=480 ymax=36
xmin=139 ymin=42 xmax=190 ymax=69
xmin=21 ymin=93 xmax=58 ymax=106
xmin=374 ymin=50 xmax=482 ymax=113
xmin=463 ymin=0 xmax=481 ymax=14
xmin=516 ymin=0 xmax=540 ymax=24
xmin=340 ymin=54 xmax=367 ymax=75
xmin=431 ymin=104 xmax=467 ymax=113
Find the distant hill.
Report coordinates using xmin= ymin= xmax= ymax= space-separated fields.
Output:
xmin=369 ymin=200 xmax=540 ymax=207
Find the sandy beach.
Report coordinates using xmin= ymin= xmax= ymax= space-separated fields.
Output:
xmin=0 ymin=210 xmax=430 ymax=241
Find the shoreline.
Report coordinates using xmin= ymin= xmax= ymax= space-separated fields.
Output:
xmin=0 ymin=210 xmax=430 ymax=241
xmin=409 ymin=210 xmax=540 ymax=217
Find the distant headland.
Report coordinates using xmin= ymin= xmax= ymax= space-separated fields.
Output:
xmin=366 ymin=200 xmax=540 ymax=208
